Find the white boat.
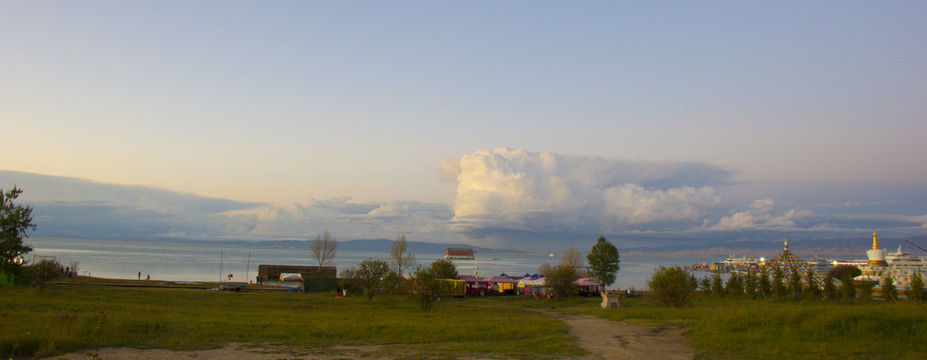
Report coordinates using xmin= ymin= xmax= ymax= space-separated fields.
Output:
xmin=886 ymin=246 xmax=927 ymax=270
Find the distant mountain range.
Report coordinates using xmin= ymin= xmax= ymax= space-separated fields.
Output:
xmin=192 ymin=238 xmax=524 ymax=255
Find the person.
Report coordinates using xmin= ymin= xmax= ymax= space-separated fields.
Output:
xmin=138 ymin=272 xmax=141 ymax=281
xmin=146 ymin=274 xmax=150 ymax=281
xmin=342 ymin=288 xmax=347 ymax=297
xmin=336 ymin=286 xmax=341 ymax=297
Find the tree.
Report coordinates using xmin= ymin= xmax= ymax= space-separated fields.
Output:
xmin=858 ymin=281 xmax=874 ymax=301
xmin=1 ymin=186 xmax=35 ymax=276
xmin=772 ymin=266 xmax=787 ymax=298
xmin=546 ymin=265 xmax=579 ymax=300
xmin=711 ymin=273 xmax=724 ymax=296
xmin=355 ymin=258 xmax=390 ymax=300
xmin=586 ymin=236 xmax=620 ymax=287
xmin=744 ymin=271 xmax=758 ymax=298
xmin=828 ymin=265 xmax=861 ymax=282
xmin=699 ymin=276 xmax=712 ymax=293
xmin=882 ymin=276 xmax=898 ymax=302
xmin=758 ymin=269 xmax=772 ymax=298
xmin=391 ymin=234 xmax=415 ymax=279
xmin=648 ymin=266 xmax=697 ymax=308
xmin=725 ymin=272 xmax=744 ymax=296
xmin=804 ymin=270 xmax=821 ymax=299
xmin=429 ymin=259 xmax=458 ymax=280
xmin=537 ymin=263 xmax=554 ymax=276
xmin=311 ymin=229 xmax=336 ymax=277
xmin=822 ymin=275 xmax=838 ymax=300
xmin=28 ymin=259 xmax=61 ymax=290
xmin=907 ymin=272 xmax=925 ymax=303
xmin=788 ymin=269 xmax=804 ymax=299
xmin=407 ymin=263 xmax=452 ymax=311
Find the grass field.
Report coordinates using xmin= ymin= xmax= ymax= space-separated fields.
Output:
xmin=4 ymin=280 xmax=927 ymax=359
xmin=0 ymin=281 xmax=581 ymax=359
xmin=544 ymin=294 xmax=927 ymax=360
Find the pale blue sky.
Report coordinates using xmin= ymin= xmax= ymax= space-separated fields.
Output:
xmin=4 ymin=2 xmax=926 ymax=203
xmin=2 ymin=2 xmax=927 ymax=248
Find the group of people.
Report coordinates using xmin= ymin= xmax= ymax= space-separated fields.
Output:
xmin=137 ymin=272 xmax=149 ymax=281
xmin=335 ymin=286 xmax=347 ymax=297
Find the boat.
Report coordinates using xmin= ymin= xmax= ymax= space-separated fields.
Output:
xmin=445 ymin=248 xmax=475 ymax=260
xmin=886 ymin=246 xmax=927 ymax=270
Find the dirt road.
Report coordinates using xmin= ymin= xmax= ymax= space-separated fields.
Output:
xmin=538 ymin=310 xmax=694 ymax=360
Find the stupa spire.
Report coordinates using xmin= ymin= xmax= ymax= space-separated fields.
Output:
xmin=872 ymin=231 xmax=880 ymax=250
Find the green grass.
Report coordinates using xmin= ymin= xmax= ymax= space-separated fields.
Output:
xmin=586 ymin=294 xmax=927 ymax=360
xmin=0 ymin=283 xmax=581 ymax=359
xmin=5 ymin=282 xmax=926 ymax=360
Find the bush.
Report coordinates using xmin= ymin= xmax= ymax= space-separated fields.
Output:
xmin=648 ymin=266 xmax=696 ymax=308
xmin=27 ymin=259 xmax=62 ymax=290
xmin=407 ymin=263 xmax=452 ymax=311
xmin=907 ymin=273 xmax=924 ymax=302
xmin=546 ymin=265 xmax=579 ymax=300
xmin=882 ymin=277 xmax=897 ymax=302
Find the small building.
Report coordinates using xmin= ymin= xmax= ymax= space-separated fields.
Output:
xmin=517 ymin=276 xmax=548 ymax=298
xmin=257 ymin=264 xmax=337 ymax=281
xmin=574 ymin=278 xmax=604 ymax=296
xmin=445 ymin=248 xmax=475 ymax=260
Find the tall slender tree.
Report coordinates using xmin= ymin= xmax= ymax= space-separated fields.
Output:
xmin=1 ymin=186 xmax=35 ymax=276
xmin=311 ymin=229 xmax=337 ymax=277
xmin=586 ymin=236 xmax=620 ymax=287
xmin=391 ymin=234 xmax=416 ymax=279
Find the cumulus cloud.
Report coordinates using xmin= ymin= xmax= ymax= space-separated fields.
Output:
xmin=444 ymin=148 xmax=732 ymax=242
xmin=710 ymin=199 xmax=813 ymax=230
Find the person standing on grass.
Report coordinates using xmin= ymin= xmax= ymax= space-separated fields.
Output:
xmin=336 ymin=286 xmax=341 ymax=297
xmin=138 ymin=272 xmax=141 ymax=280
xmin=146 ymin=274 xmax=150 ymax=281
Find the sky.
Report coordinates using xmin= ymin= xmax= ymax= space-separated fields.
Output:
xmin=2 ymin=2 xmax=926 ymax=251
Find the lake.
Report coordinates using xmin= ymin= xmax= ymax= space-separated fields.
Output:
xmin=24 ymin=237 xmax=716 ymax=290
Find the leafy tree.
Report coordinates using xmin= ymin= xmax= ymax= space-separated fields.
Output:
xmin=840 ymin=278 xmax=857 ymax=301
xmin=428 ymin=259 xmax=458 ymax=280
xmin=804 ymin=270 xmax=821 ymax=299
xmin=537 ymin=262 xmax=554 ymax=276
xmin=907 ymin=272 xmax=925 ymax=303
xmin=788 ymin=269 xmax=804 ymax=299
xmin=648 ymin=266 xmax=697 ymax=308
xmin=743 ymin=271 xmax=757 ymax=298
xmin=407 ymin=263 xmax=452 ymax=311
xmin=1 ymin=186 xmax=35 ymax=276
xmin=822 ymin=275 xmax=838 ymax=300
xmin=882 ymin=276 xmax=898 ymax=303
xmin=772 ymin=266 xmax=787 ymax=298
xmin=311 ymin=229 xmax=336 ymax=277
xmin=381 ymin=271 xmax=401 ymax=295
xmin=28 ymin=259 xmax=61 ymax=290
xmin=758 ymin=269 xmax=772 ymax=298
xmin=711 ymin=273 xmax=724 ymax=296
xmin=546 ymin=265 xmax=579 ymax=300
xmin=586 ymin=236 xmax=620 ymax=287
xmin=828 ymin=265 xmax=862 ymax=282
xmin=725 ymin=272 xmax=744 ymax=296
xmin=355 ymin=258 xmax=390 ymax=300
xmin=858 ymin=281 xmax=874 ymax=302
xmin=390 ymin=234 xmax=415 ymax=279
xmin=699 ymin=276 xmax=712 ymax=293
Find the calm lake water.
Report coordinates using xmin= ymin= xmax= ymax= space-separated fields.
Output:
xmin=25 ymin=237 xmax=715 ymax=290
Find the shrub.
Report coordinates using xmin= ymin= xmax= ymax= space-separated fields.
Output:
xmin=725 ymin=272 xmax=744 ymax=296
xmin=882 ymin=277 xmax=897 ymax=303
xmin=907 ymin=273 xmax=925 ymax=302
xmin=546 ymin=265 xmax=579 ymax=300
xmin=648 ymin=266 xmax=696 ymax=308
xmin=407 ymin=264 xmax=452 ymax=311
xmin=711 ymin=273 xmax=724 ymax=297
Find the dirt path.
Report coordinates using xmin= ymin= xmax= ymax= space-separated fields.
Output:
xmin=537 ymin=310 xmax=694 ymax=360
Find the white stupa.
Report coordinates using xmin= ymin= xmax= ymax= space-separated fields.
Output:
xmin=867 ymin=231 xmax=888 ymax=266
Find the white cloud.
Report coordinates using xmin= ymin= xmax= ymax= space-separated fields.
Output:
xmin=711 ymin=199 xmax=813 ymax=230
xmin=446 ymin=148 xmax=731 ymax=237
